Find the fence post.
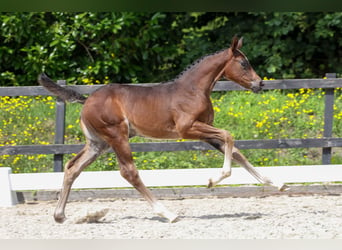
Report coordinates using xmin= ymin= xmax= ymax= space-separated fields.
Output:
xmin=0 ymin=167 xmax=18 ymax=207
xmin=322 ymin=73 xmax=336 ymax=164
xmin=54 ymin=80 xmax=66 ymax=172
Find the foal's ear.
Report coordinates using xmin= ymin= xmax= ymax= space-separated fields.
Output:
xmin=230 ymin=36 xmax=243 ymax=51
xmin=237 ymin=37 xmax=243 ymax=50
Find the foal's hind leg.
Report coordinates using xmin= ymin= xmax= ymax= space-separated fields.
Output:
xmin=54 ymin=140 xmax=107 ymax=223
xmin=103 ymin=125 xmax=178 ymax=222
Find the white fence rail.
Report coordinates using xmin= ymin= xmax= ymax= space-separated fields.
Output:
xmin=1 ymin=165 xmax=342 ymax=207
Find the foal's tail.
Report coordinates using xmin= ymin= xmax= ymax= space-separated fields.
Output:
xmin=38 ymin=73 xmax=87 ymax=104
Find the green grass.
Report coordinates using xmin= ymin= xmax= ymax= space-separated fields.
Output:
xmin=1 ymin=87 xmax=341 ymax=173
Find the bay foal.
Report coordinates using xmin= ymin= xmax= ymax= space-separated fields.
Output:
xmin=39 ymin=36 xmax=287 ymax=223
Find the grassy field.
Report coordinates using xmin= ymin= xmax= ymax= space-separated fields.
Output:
xmin=1 ymin=86 xmax=341 ymax=173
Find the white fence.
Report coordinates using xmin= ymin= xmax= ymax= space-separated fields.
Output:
xmin=1 ymin=164 xmax=342 ymax=207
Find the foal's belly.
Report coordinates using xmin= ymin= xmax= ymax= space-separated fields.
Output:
xmin=128 ymin=120 xmax=180 ymax=140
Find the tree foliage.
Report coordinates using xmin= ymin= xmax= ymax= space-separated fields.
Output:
xmin=0 ymin=12 xmax=341 ymax=86
xmin=178 ymin=12 xmax=342 ymax=79
xmin=0 ymin=12 xmax=183 ymax=85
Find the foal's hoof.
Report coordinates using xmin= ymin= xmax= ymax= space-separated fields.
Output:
xmin=169 ymin=215 xmax=180 ymax=223
xmin=279 ymin=184 xmax=290 ymax=192
xmin=155 ymin=212 xmax=179 ymax=223
xmin=153 ymin=202 xmax=179 ymax=223
xmin=207 ymin=179 xmax=214 ymax=188
xmin=54 ymin=214 xmax=66 ymax=224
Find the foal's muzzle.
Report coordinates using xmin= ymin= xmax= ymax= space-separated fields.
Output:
xmin=251 ymin=80 xmax=264 ymax=93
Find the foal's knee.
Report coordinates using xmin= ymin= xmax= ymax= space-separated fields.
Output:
xmin=224 ymin=131 xmax=234 ymax=146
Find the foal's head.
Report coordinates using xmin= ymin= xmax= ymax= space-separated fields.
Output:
xmin=222 ymin=36 xmax=264 ymax=93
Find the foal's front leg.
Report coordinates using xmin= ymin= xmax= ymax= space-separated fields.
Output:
xmin=204 ymin=138 xmax=289 ymax=191
xmin=177 ymin=121 xmax=234 ymax=188
xmin=231 ymin=147 xmax=289 ymax=191
xmin=207 ymin=141 xmax=233 ymax=188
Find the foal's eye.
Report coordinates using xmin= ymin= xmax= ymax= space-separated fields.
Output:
xmin=240 ymin=60 xmax=249 ymax=70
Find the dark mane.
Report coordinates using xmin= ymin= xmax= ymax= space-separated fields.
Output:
xmin=171 ymin=48 xmax=227 ymax=82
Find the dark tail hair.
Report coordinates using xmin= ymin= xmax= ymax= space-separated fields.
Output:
xmin=38 ymin=73 xmax=87 ymax=104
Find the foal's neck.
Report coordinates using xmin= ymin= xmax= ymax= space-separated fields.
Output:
xmin=175 ymin=49 xmax=229 ymax=94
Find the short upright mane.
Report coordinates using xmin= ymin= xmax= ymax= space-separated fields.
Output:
xmin=172 ymin=48 xmax=227 ymax=82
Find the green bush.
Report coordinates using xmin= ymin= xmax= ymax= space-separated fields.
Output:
xmin=0 ymin=12 xmax=182 ymax=85
xmin=0 ymin=12 xmax=341 ymax=86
